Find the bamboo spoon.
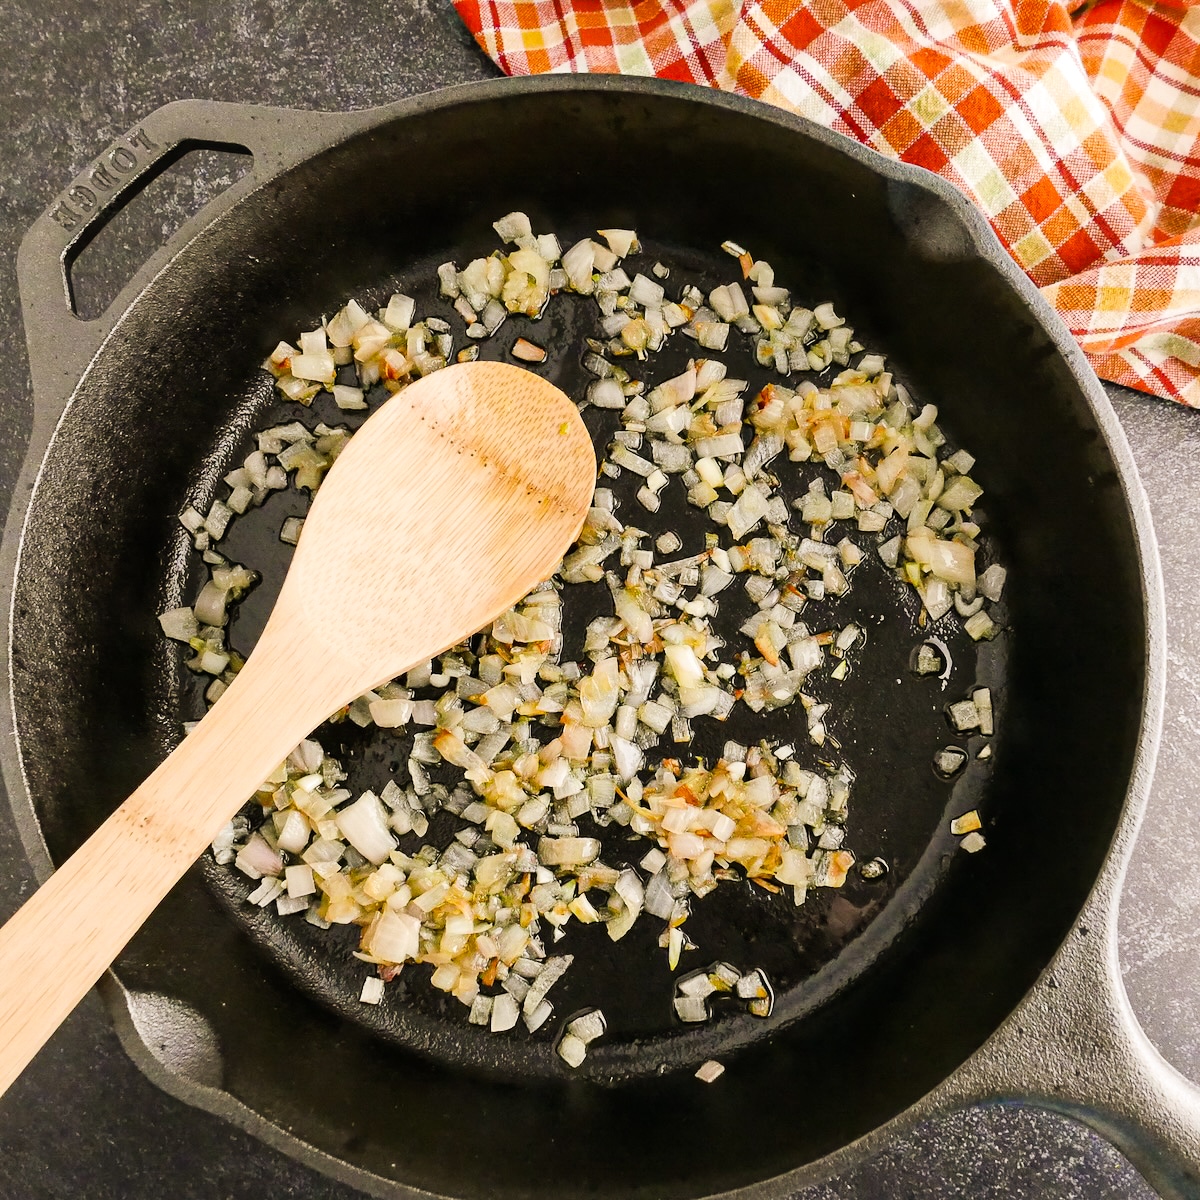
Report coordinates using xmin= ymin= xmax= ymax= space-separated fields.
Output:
xmin=0 ymin=360 xmax=595 ymax=1098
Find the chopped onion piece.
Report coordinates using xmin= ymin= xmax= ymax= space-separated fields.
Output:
xmin=599 ymin=228 xmax=639 ymax=257
xmin=978 ymin=564 xmax=1007 ymax=602
xmin=938 ymin=475 xmax=983 ymax=512
xmin=557 ymin=1033 xmax=587 ymax=1068
xmin=964 ymin=610 xmax=998 ymax=640
xmin=364 ymin=909 xmax=419 ymax=963
xmin=951 ymin=810 xmax=982 ymax=835
xmin=491 ymin=993 xmax=520 ymax=1032
xmin=158 ymin=607 xmax=198 ymax=642
xmin=561 ymin=239 xmax=595 ymax=293
xmin=974 ymin=688 xmax=994 ymax=736
xmin=566 ymin=1008 xmax=607 ymax=1044
xmin=235 ymin=834 xmax=283 ymax=880
xmin=512 ymin=338 xmax=547 ymax=363
xmin=934 ymin=746 xmax=968 ymax=777
xmin=907 ymin=529 xmax=975 ymax=586
xmin=523 ymin=955 xmax=573 ymax=1017
xmin=493 ymin=211 xmax=532 ymax=243
xmin=336 ymin=792 xmax=397 ymax=865
xmin=285 ymin=863 xmax=316 ymax=898
xmin=333 ymin=384 xmax=366 ymax=411
xmin=674 ymin=994 xmax=709 ymax=1023
xmin=537 ymin=837 xmax=601 ymax=867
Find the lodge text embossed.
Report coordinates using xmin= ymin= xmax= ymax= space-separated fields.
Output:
xmin=48 ymin=126 xmax=161 ymax=233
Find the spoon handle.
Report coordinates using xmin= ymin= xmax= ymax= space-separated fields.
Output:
xmin=0 ymin=634 xmax=333 ymax=1099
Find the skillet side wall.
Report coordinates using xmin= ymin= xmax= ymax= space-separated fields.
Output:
xmin=8 ymin=88 xmax=1147 ymax=1198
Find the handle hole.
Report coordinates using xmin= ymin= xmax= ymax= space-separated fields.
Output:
xmin=65 ymin=144 xmax=252 ymax=321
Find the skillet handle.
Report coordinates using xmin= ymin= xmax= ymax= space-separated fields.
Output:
xmin=15 ymin=99 xmax=359 ymax=424
xmin=941 ymin=894 xmax=1200 ymax=1198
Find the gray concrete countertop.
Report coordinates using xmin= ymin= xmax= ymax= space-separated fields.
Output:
xmin=0 ymin=2 xmax=1193 ymax=1196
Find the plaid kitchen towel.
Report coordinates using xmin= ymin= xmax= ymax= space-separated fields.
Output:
xmin=454 ymin=0 xmax=1200 ymax=407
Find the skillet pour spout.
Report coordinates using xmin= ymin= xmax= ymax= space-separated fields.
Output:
xmin=4 ymin=78 xmax=1198 ymax=1199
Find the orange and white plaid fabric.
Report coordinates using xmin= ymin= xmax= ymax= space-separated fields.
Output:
xmin=454 ymin=0 xmax=1200 ymax=407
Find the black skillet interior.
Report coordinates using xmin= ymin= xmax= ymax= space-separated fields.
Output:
xmin=9 ymin=84 xmax=1146 ymax=1199
xmin=190 ymin=231 xmax=1005 ymax=1084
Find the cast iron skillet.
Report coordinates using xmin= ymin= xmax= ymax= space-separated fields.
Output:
xmin=4 ymin=77 xmax=1199 ymax=1199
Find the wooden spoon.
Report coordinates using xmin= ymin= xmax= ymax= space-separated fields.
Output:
xmin=0 ymin=360 xmax=595 ymax=1097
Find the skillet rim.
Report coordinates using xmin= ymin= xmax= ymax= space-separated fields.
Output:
xmin=0 ymin=74 xmax=1168 ymax=1197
